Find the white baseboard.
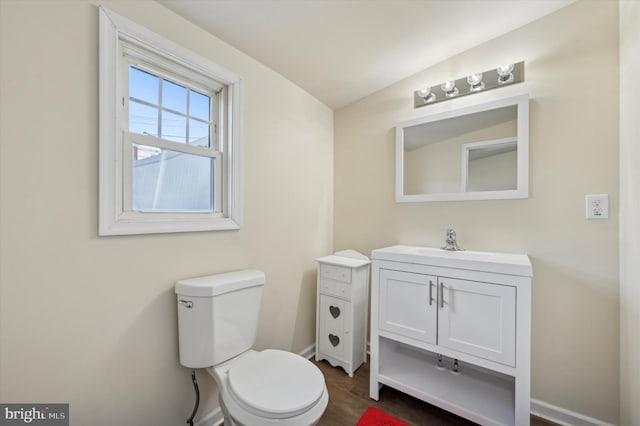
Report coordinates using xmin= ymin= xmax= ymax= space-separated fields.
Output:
xmin=531 ymin=399 xmax=615 ymax=426
xmin=299 ymin=343 xmax=316 ymax=360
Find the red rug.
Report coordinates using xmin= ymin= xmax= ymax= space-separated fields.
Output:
xmin=356 ymin=407 xmax=410 ymax=426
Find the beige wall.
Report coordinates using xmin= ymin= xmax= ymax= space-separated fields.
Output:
xmin=335 ymin=0 xmax=620 ymax=423
xmin=0 ymin=1 xmax=333 ymax=424
xmin=619 ymin=1 xmax=640 ymax=424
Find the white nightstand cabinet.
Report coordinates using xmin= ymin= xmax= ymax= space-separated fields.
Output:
xmin=370 ymin=246 xmax=532 ymax=426
xmin=315 ymin=251 xmax=370 ymax=377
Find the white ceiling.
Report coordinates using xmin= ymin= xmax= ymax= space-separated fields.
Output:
xmin=159 ymin=0 xmax=574 ymax=109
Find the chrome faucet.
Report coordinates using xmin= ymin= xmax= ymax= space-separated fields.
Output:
xmin=441 ymin=229 xmax=464 ymax=251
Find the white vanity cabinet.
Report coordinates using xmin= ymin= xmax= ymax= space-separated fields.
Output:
xmin=370 ymin=246 xmax=532 ymax=426
xmin=316 ymin=251 xmax=370 ymax=377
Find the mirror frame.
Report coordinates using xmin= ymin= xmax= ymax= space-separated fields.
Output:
xmin=396 ymin=94 xmax=529 ymax=202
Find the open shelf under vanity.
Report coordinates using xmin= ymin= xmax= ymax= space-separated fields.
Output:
xmin=378 ymin=338 xmax=515 ymax=426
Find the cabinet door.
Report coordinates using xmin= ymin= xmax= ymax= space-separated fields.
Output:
xmin=438 ymin=277 xmax=516 ymax=366
xmin=379 ymin=269 xmax=437 ymax=344
xmin=318 ymin=295 xmax=349 ymax=361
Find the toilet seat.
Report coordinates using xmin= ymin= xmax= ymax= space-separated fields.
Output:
xmin=227 ymin=349 xmax=325 ymax=419
xmin=209 ymin=349 xmax=329 ymax=425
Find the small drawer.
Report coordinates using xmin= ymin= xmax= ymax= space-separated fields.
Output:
xmin=320 ymin=264 xmax=352 ymax=283
xmin=320 ymin=280 xmax=333 ymax=294
xmin=334 ymin=282 xmax=350 ymax=297
xmin=319 ymin=278 xmax=351 ymax=298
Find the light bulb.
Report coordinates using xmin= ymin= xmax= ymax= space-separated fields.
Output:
xmin=497 ymin=64 xmax=515 ymax=84
xmin=417 ymin=86 xmax=436 ymax=102
xmin=441 ymin=80 xmax=458 ymax=97
xmin=467 ymin=73 xmax=485 ymax=91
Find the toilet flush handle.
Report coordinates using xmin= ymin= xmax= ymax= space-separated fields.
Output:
xmin=178 ymin=299 xmax=194 ymax=309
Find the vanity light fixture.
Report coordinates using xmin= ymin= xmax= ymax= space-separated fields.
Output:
xmin=414 ymin=61 xmax=524 ymax=108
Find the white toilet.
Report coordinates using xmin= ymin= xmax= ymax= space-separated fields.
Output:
xmin=175 ymin=269 xmax=329 ymax=425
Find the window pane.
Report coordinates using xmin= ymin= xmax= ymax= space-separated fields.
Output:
xmin=161 ymin=110 xmax=186 ymax=143
xmin=190 ymin=90 xmax=210 ymax=121
xmin=162 ymin=79 xmax=187 ymax=113
xmin=129 ymin=101 xmax=158 ymax=136
xmin=130 ymin=67 xmax=158 ymax=104
xmin=189 ymin=119 xmax=210 ymax=147
xmin=132 ymin=144 xmax=214 ymax=212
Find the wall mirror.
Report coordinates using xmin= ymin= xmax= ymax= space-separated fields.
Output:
xmin=396 ymin=94 xmax=529 ymax=202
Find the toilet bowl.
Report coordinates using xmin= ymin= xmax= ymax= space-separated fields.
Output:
xmin=175 ymin=270 xmax=328 ymax=425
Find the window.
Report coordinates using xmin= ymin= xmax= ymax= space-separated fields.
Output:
xmin=99 ymin=7 xmax=242 ymax=235
xmin=124 ymin=64 xmax=219 ymax=214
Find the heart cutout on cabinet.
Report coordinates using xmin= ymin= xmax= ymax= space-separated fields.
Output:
xmin=328 ymin=334 xmax=340 ymax=347
xmin=329 ymin=305 xmax=341 ymax=318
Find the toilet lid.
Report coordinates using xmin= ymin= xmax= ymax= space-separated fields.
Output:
xmin=228 ymin=349 xmax=325 ymax=417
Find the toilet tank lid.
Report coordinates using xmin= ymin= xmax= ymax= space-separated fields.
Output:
xmin=175 ymin=269 xmax=265 ymax=297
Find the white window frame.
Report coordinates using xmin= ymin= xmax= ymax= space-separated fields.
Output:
xmin=99 ymin=7 xmax=242 ymax=235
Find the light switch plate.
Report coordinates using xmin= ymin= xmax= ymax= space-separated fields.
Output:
xmin=585 ymin=194 xmax=609 ymax=219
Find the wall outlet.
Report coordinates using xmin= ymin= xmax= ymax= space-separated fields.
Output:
xmin=585 ymin=194 xmax=609 ymax=219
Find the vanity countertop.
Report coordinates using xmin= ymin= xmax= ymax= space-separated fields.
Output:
xmin=371 ymin=245 xmax=532 ymax=277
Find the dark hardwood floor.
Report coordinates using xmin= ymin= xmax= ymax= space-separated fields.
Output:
xmin=313 ymin=358 xmax=556 ymax=426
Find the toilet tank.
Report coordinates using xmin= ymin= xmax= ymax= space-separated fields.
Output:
xmin=175 ymin=269 xmax=265 ymax=368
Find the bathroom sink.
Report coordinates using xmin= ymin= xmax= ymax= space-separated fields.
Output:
xmin=371 ymin=245 xmax=532 ymax=276
xmin=405 ymin=246 xmax=493 ymax=261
